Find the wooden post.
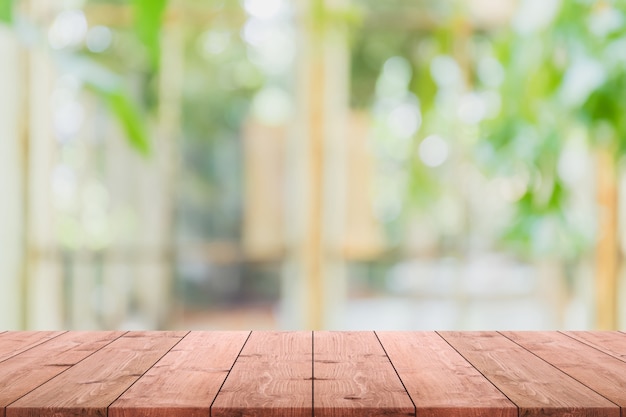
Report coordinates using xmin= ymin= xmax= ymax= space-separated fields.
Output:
xmin=595 ymin=147 xmax=619 ymax=330
xmin=283 ymin=0 xmax=349 ymax=329
xmin=320 ymin=0 xmax=349 ymax=329
xmin=242 ymin=121 xmax=286 ymax=260
xmin=452 ymin=10 xmax=472 ymax=328
xmin=28 ymin=50 xmax=65 ymax=329
xmin=154 ymin=9 xmax=184 ymax=328
xmin=20 ymin=0 xmax=64 ymax=330
xmin=306 ymin=23 xmax=325 ymax=330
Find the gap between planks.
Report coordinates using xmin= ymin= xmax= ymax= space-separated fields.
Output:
xmin=502 ymin=331 xmax=626 ymax=414
xmin=3 ymin=331 xmax=626 ymax=417
xmin=561 ymin=331 xmax=626 ymax=363
xmin=373 ymin=331 xmax=417 ymax=413
xmin=314 ymin=331 xmax=414 ymax=417
xmin=382 ymin=331 xmax=516 ymax=417
xmin=212 ymin=331 xmax=313 ymax=417
xmin=0 ymin=332 xmax=125 ymax=417
xmin=440 ymin=331 xmax=619 ymax=417
xmin=6 ymin=331 xmax=187 ymax=417
xmin=109 ymin=331 xmax=249 ymax=417
xmin=0 ymin=331 xmax=67 ymax=364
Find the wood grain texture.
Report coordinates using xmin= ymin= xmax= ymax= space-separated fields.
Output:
xmin=314 ymin=331 xmax=414 ymax=417
xmin=212 ymin=331 xmax=312 ymax=417
xmin=440 ymin=331 xmax=619 ymax=417
xmin=377 ymin=331 xmax=516 ymax=417
xmin=0 ymin=331 xmax=64 ymax=363
xmin=109 ymin=331 xmax=250 ymax=417
xmin=0 ymin=332 xmax=123 ymax=417
xmin=564 ymin=331 xmax=626 ymax=362
xmin=6 ymin=331 xmax=186 ymax=417
xmin=2 ymin=330 xmax=626 ymax=417
xmin=504 ymin=331 xmax=626 ymax=409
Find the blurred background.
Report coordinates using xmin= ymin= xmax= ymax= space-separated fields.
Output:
xmin=1 ymin=0 xmax=625 ymax=331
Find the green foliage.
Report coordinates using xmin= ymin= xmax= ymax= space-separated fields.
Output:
xmin=0 ymin=0 xmax=12 ymax=24
xmin=350 ymin=1 xmax=623 ymax=258
xmin=81 ymin=0 xmax=172 ymax=154
xmin=309 ymin=0 xmax=364 ymax=40
xmin=104 ymin=91 xmax=151 ymax=155
xmin=481 ymin=33 xmax=577 ymax=257
xmin=132 ymin=0 xmax=168 ymax=70
xmin=581 ymin=72 xmax=626 ymax=153
xmin=410 ymin=45 xmax=438 ymax=112
xmin=60 ymin=55 xmax=151 ymax=155
xmin=350 ymin=31 xmax=416 ymax=108
xmin=503 ymin=179 xmax=588 ymax=260
xmin=0 ymin=0 xmax=158 ymax=156
xmin=478 ymin=2 xmax=626 ymax=258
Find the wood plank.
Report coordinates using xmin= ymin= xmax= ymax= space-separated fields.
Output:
xmin=314 ymin=331 xmax=414 ymax=417
xmin=0 ymin=332 xmax=123 ymax=417
xmin=377 ymin=331 xmax=516 ymax=417
xmin=504 ymin=331 xmax=626 ymax=411
xmin=440 ymin=331 xmax=619 ymax=417
xmin=0 ymin=331 xmax=64 ymax=363
xmin=564 ymin=331 xmax=626 ymax=362
xmin=7 ymin=331 xmax=187 ymax=417
xmin=109 ymin=331 xmax=250 ymax=417
xmin=212 ymin=331 xmax=312 ymax=417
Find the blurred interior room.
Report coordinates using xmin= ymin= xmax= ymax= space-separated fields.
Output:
xmin=1 ymin=0 xmax=625 ymax=331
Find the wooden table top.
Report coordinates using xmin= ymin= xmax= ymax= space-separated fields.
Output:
xmin=0 ymin=331 xmax=625 ymax=417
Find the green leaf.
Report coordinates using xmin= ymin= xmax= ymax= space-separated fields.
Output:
xmin=132 ymin=0 xmax=168 ymax=70
xmin=0 ymin=0 xmax=13 ymax=24
xmin=57 ymin=55 xmax=151 ymax=156
xmin=105 ymin=91 xmax=151 ymax=156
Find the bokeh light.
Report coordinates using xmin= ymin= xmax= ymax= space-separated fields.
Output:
xmin=243 ymin=0 xmax=284 ymax=20
xmin=419 ymin=135 xmax=449 ymax=168
xmin=85 ymin=25 xmax=112 ymax=53
xmin=48 ymin=10 xmax=87 ymax=50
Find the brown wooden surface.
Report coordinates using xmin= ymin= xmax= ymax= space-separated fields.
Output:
xmin=504 ymin=331 xmax=626 ymax=410
xmin=440 ymin=331 xmax=619 ymax=417
xmin=0 ymin=332 xmax=123 ymax=417
xmin=212 ymin=331 xmax=312 ymax=417
xmin=564 ymin=331 xmax=626 ymax=361
xmin=314 ymin=331 xmax=414 ymax=417
xmin=109 ymin=331 xmax=249 ymax=417
xmin=377 ymin=331 xmax=516 ymax=417
xmin=7 ymin=331 xmax=186 ymax=417
xmin=2 ymin=331 xmax=626 ymax=417
xmin=0 ymin=331 xmax=64 ymax=363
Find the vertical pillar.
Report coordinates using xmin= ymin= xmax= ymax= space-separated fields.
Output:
xmin=283 ymin=0 xmax=349 ymax=329
xmin=306 ymin=6 xmax=326 ymax=330
xmin=321 ymin=0 xmax=349 ymax=329
xmin=595 ymin=147 xmax=619 ymax=329
xmin=27 ymin=35 xmax=64 ymax=330
xmin=18 ymin=0 xmax=64 ymax=329
xmin=0 ymin=26 xmax=25 ymax=329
